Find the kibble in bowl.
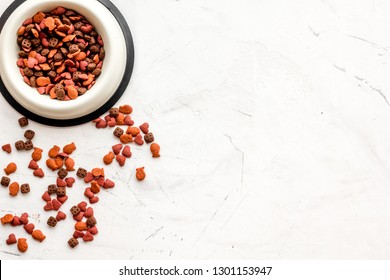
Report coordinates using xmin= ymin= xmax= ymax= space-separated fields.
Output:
xmin=17 ymin=6 xmax=105 ymax=101
xmin=0 ymin=0 xmax=133 ymax=125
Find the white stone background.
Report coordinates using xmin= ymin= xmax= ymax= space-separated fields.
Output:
xmin=1 ymin=0 xmax=390 ymax=259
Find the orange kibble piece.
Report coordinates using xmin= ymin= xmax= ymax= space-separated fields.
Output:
xmin=39 ymin=63 xmax=51 ymax=71
xmin=150 ymin=143 xmax=161 ymax=158
xmin=46 ymin=158 xmax=59 ymax=171
xmin=55 ymin=156 xmax=64 ymax=168
xmin=75 ymin=222 xmax=87 ymax=231
xmin=63 ymin=142 xmax=76 ymax=154
xmin=48 ymin=145 xmax=60 ymax=158
xmin=32 ymin=147 xmax=43 ymax=161
xmin=32 ymin=230 xmax=46 ymax=242
xmin=56 ymin=63 xmax=66 ymax=74
xmin=82 ymin=74 xmax=95 ymax=86
xmin=44 ymin=17 xmax=55 ymax=30
xmin=33 ymin=12 xmax=45 ymax=23
xmin=28 ymin=51 xmax=37 ymax=58
xmin=67 ymin=85 xmax=78 ymax=100
xmin=103 ymin=152 xmax=115 ymax=165
xmin=90 ymin=181 xmax=100 ymax=194
xmin=31 ymin=28 xmax=39 ymax=38
xmin=126 ymin=127 xmax=140 ymax=137
xmin=65 ymin=157 xmax=75 ymax=171
xmin=120 ymin=133 xmax=133 ymax=144
xmin=17 ymin=26 xmax=26 ymax=36
xmin=63 ymin=34 xmax=76 ymax=42
xmin=36 ymin=77 xmax=51 ymax=87
xmin=119 ymin=105 xmax=133 ymax=114
xmin=116 ymin=113 xmax=125 ymax=125
xmin=4 ymin=162 xmax=17 ymax=175
xmin=1 ymin=214 xmax=14 ymax=225
xmin=92 ymin=168 xmax=104 ymax=177
xmin=75 ymin=52 xmax=87 ymax=61
xmin=48 ymin=49 xmax=58 ymax=59
xmin=9 ymin=182 xmax=19 ymax=196
xmin=49 ymin=87 xmax=57 ymax=99
xmin=17 ymin=238 xmax=28 ymax=253
xmin=136 ymin=167 xmax=146 ymax=181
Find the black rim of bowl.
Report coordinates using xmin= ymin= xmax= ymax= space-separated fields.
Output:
xmin=0 ymin=0 xmax=134 ymax=127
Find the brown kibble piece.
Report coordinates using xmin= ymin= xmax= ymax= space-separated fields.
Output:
xmin=144 ymin=132 xmax=155 ymax=144
xmin=109 ymin=108 xmax=119 ymax=117
xmin=1 ymin=176 xmax=10 ymax=187
xmin=86 ymin=217 xmax=97 ymax=228
xmin=24 ymin=129 xmax=35 ymax=140
xmin=57 ymin=186 xmax=66 ymax=197
xmin=57 ymin=168 xmax=68 ymax=179
xmin=68 ymin=237 xmax=79 ymax=248
xmin=15 ymin=140 xmax=25 ymax=151
xmin=48 ymin=184 xmax=57 ymax=194
xmin=76 ymin=167 xmax=87 ymax=178
xmin=70 ymin=205 xmax=81 ymax=216
xmin=21 ymin=183 xmax=30 ymax=194
xmin=47 ymin=216 xmax=57 ymax=227
xmin=18 ymin=117 xmax=28 ymax=127
xmin=113 ymin=127 xmax=124 ymax=138
xmin=24 ymin=140 xmax=34 ymax=150
xmin=17 ymin=238 xmax=28 ymax=253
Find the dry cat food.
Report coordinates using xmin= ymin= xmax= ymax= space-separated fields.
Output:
xmin=16 ymin=6 xmax=105 ymax=100
xmin=1 ymin=103 xmax=161 ymax=253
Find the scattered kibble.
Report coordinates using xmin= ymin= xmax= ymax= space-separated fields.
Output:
xmin=4 ymin=162 xmax=17 ymax=175
xmin=1 ymin=103 xmax=161 ymax=253
xmin=68 ymin=237 xmax=79 ymax=248
xmin=2 ymin=144 xmax=12 ymax=153
xmin=17 ymin=238 xmax=28 ymax=253
xmin=6 ymin=233 xmax=17 ymax=245
xmin=150 ymin=143 xmax=161 ymax=158
xmin=136 ymin=167 xmax=146 ymax=181
xmin=9 ymin=182 xmax=20 ymax=196
xmin=32 ymin=230 xmax=46 ymax=242
xmin=20 ymin=183 xmax=30 ymax=194
xmin=1 ymin=176 xmax=11 ymax=187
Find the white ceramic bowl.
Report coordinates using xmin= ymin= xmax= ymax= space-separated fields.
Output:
xmin=0 ymin=0 xmax=127 ymax=121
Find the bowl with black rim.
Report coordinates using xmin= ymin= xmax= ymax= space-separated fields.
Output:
xmin=0 ymin=0 xmax=134 ymax=126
